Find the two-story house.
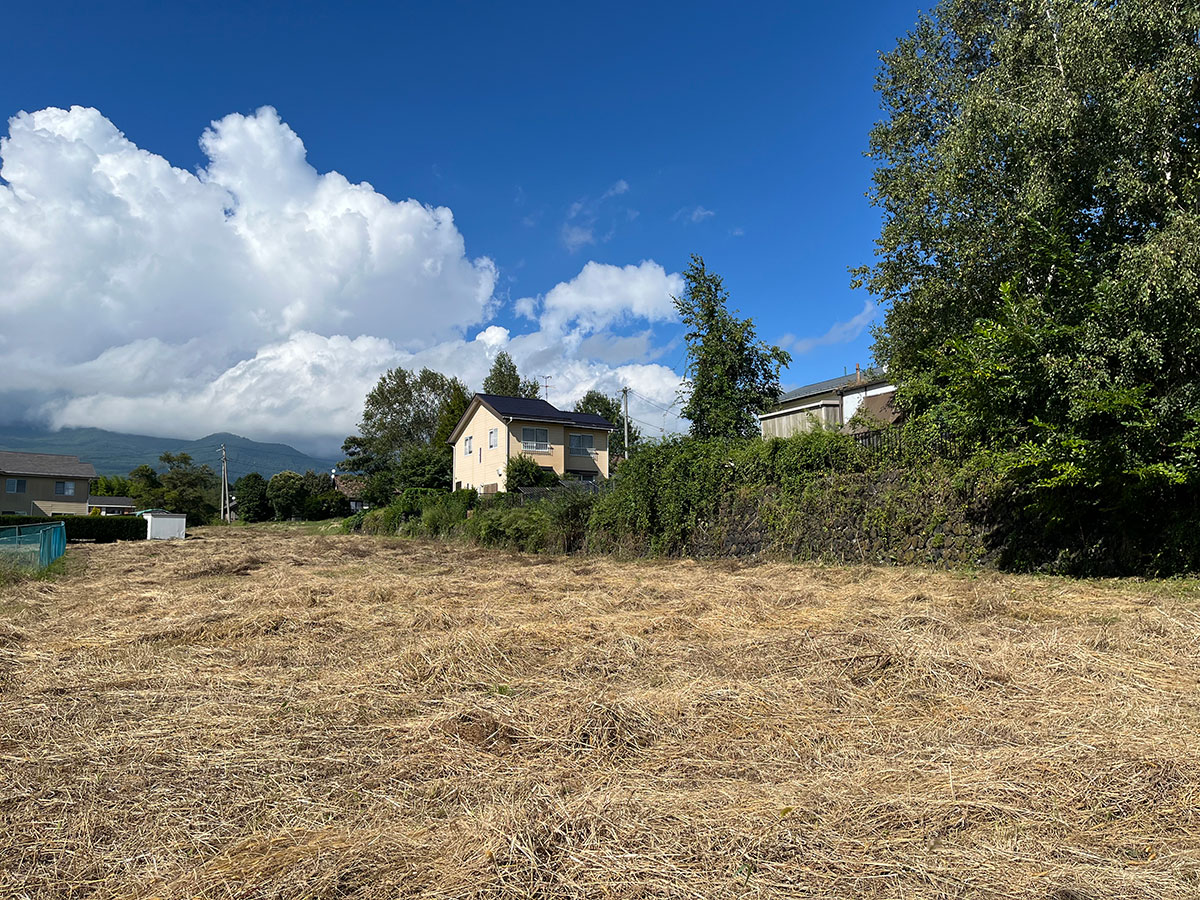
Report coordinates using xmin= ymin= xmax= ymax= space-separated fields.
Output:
xmin=447 ymin=394 xmax=615 ymax=494
xmin=0 ymin=451 xmax=97 ymax=516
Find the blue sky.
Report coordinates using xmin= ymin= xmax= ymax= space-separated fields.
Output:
xmin=0 ymin=1 xmax=921 ymax=452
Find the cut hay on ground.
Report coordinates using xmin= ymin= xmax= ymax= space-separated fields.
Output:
xmin=1 ymin=526 xmax=1199 ymax=898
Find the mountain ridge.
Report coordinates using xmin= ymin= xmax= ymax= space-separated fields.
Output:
xmin=0 ymin=425 xmax=339 ymax=482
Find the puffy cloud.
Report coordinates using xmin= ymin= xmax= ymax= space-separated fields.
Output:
xmin=47 ymin=327 xmax=686 ymax=453
xmin=530 ymin=260 xmax=683 ymax=335
xmin=2 ymin=106 xmax=688 ymax=453
xmin=0 ymin=105 xmax=496 ymax=367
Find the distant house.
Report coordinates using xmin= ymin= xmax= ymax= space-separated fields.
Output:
xmin=0 ymin=451 xmax=96 ymax=517
xmin=447 ymin=394 xmax=615 ymax=493
xmin=87 ymin=496 xmax=137 ymax=516
xmin=333 ymin=474 xmax=369 ymax=512
xmin=758 ymin=367 xmax=900 ymax=439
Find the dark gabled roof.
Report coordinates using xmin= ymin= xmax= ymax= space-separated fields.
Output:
xmin=333 ymin=474 xmax=365 ymax=499
xmin=88 ymin=496 xmax=135 ymax=506
xmin=0 ymin=451 xmax=96 ymax=479
xmin=776 ymin=369 xmax=891 ymax=404
xmin=476 ymin=394 xmax=615 ymax=430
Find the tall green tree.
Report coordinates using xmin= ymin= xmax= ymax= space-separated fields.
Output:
xmin=674 ymin=256 xmax=790 ymax=439
xmin=127 ymin=465 xmax=164 ymax=510
xmin=395 ymin=443 xmax=453 ymax=491
xmin=862 ymin=0 xmax=1200 ymax=571
xmin=232 ymin=472 xmax=271 ymax=523
xmin=433 ymin=378 xmax=472 ymax=446
xmin=266 ymin=470 xmax=307 ymax=521
xmin=574 ymin=390 xmax=640 ymax=459
xmin=356 ymin=367 xmax=466 ymax=464
xmin=153 ymin=453 xmax=219 ymax=524
xmin=482 ymin=351 xmax=541 ymax=398
xmin=90 ymin=474 xmax=133 ymax=498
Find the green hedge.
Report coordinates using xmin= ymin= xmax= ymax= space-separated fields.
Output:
xmin=0 ymin=514 xmax=147 ymax=542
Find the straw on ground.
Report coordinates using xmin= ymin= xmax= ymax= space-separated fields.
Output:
xmin=2 ymin=526 xmax=1198 ymax=898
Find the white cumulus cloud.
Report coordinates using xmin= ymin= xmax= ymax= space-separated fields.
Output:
xmin=0 ymin=105 xmax=497 ymax=369
xmin=0 ymin=105 xmax=691 ymax=453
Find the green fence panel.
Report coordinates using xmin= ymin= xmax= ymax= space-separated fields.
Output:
xmin=0 ymin=521 xmax=66 ymax=571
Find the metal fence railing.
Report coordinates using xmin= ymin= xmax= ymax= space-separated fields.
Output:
xmin=0 ymin=521 xmax=67 ymax=571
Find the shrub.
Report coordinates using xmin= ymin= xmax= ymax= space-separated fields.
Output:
xmin=0 ymin=514 xmax=146 ymax=543
xmin=341 ymin=510 xmax=367 ymax=533
xmin=463 ymin=504 xmax=552 ymax=553
xmin=505 ymin=455 xmax=558 ymax=492
xmin=587 ymin=430 xmax=867 ymax=555
xmin=417 ymin=489 xmax=476 ymax=537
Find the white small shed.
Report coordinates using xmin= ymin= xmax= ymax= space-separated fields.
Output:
xmin=144 ymin=512 xmax=187 ymax=540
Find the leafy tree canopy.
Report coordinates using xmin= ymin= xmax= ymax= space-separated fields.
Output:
xmin=266 ymin=470 xmax=306 ymax=521
xmin=674 ymin=255 xmax=790 ymax=439
xmin=126 ymin=453 xmax=218 ymax=523
xmin=90 ymin=474 xmax=133 ymax=498
xmin=347 ymin=367 xmax=469 ymax=471
xmin=394 ymin=443 xmax=452 ymax=491
xmin=482 ymin=351 xmax=541 ymax=399
xmin=861 ymin=0 xmax=1200 ymax=499
xmin=232 ymin=472 xmax=271 ymax=523
xmin=433 ymin=378 xmax=472 ymax=447
xmin=574 ymin=390 xmax=640 ymax=459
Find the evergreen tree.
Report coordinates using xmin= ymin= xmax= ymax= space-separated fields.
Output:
xmin=674 ymin=256 xmax=790 ymax=439
xmin=482 ymin=351 xmax=540 ymax=398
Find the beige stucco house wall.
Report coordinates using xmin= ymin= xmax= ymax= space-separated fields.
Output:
xmin=0 ymin=452 xmax=96 ymax=516
xmin=449 ymin=395 xmax=613 ymax=493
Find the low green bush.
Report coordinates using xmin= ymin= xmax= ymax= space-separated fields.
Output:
xmin=463 ymin=504 xmax=552 ymax=552
xmin=414 ymin=489 xmax=477 ymax=537
xmin=341 ymin=510 xmax=368 ymax=533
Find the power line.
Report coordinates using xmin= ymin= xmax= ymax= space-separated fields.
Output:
xmin=628 ymin=388 xmax=676 ymax=414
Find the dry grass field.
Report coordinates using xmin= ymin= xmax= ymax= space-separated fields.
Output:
xmin=2 ymin=527 xmax=1199 ymax=899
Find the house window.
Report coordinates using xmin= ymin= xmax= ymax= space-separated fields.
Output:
xmin=5 ymin=478 xmax=26 ymax=494
xmin=569 ymin=433 xmax=594 ymax=456
xmin=464 ymin=436 xmax=473 ymax=455
xmin=55 ymin=481 xmax=76 ymax=496
xmin=521 ymin=427 xmax=550 ymax=452
xmin=488 ymin=428 xmax=498 ymax=449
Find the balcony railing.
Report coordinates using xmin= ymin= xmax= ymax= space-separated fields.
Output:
xmin=522 ymin=441 xmax=551 ymax=453
xmin=568 ymin=447 xmax=597 ymax=457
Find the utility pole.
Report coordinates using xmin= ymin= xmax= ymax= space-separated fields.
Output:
xmin=621 ymin=386 xmax=630 ymax=459
xmin=219 ymin=444 xmax=230 ymax=523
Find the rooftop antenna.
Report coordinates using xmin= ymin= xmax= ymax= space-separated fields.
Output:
xmin=541 ymin=375 xmax=551 ymax=398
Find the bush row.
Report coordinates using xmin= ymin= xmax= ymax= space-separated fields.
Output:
xmin=0 ymin=514 xmax=147 ymax=542
xmin=339 ymin=427 xmax=1200 ymax=575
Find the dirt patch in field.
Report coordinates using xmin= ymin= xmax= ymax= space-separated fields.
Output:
xmin=1 ymin=526 xmax=1199 ymax=898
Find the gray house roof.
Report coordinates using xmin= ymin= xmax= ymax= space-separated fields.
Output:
xmin=0 ymin=451 xmax=96 ymax=479
xmin=88 ymin=495 xmax=135 ymax=507
xmin=777 ymin=369 xmax=890 ymax=404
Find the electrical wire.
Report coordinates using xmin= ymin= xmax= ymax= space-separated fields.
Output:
xmin=628 ymin=388 xmax=677 ymax=414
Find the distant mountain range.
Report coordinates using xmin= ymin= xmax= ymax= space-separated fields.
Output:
xmin=0 ymin=426 xmax=339 ymax=481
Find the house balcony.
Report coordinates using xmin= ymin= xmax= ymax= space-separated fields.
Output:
xmin=522 ymin=441 xmax=552 ymax=453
